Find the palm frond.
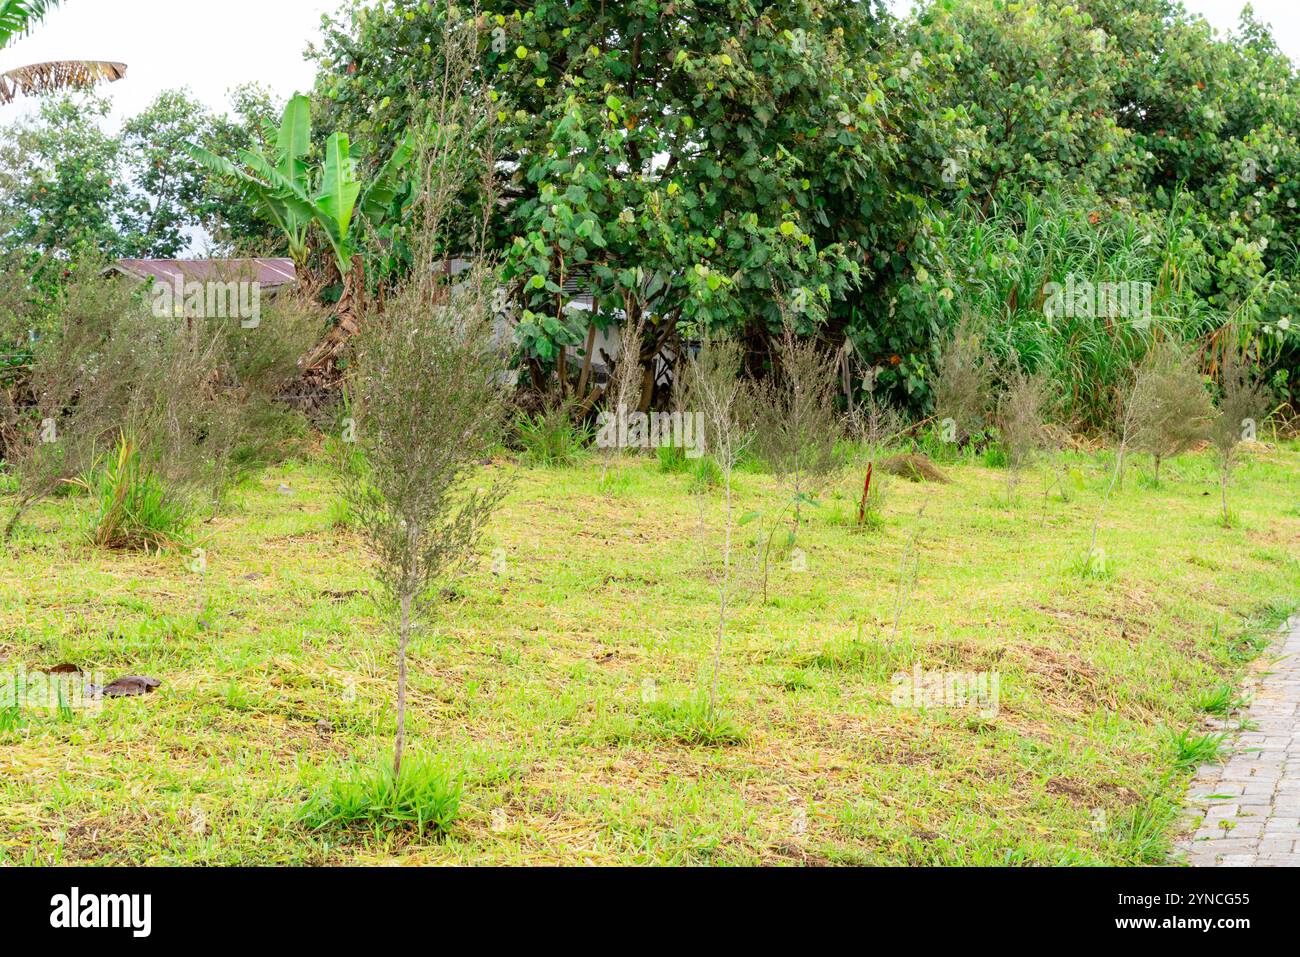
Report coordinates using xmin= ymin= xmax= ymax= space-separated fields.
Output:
xmin=0 ymin=59 xmax=126 ymax=104
xmin=0 ymin=0 xmax=64 ymax=49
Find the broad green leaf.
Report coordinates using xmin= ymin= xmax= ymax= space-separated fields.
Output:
xmin=275 ymin=93 xmax=312 ymax=192
xmin=314 ymin=132 xmax=362 ymax=267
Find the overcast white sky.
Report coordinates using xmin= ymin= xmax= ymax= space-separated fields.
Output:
xmin=0 ymin=0 xmax=1294 ymax=125
xmin=0 ymin=0 xmax=340 ymax=124
xmin=1174 ymin=0 xmax=1299 ymax=50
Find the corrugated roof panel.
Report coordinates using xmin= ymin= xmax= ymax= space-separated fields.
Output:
xmin=110 ymin=259 xmax=298 ymax=287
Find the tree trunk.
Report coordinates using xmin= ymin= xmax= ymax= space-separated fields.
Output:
xmin=708 ymin=464 xmax=733 ymax=719
xmin=1220 ymin=465 xmax=1230 ymax=526
xmin=393 ymin=590 xmax=411 ymax=778
xmin=637 ymin=361 xmax=656 ymax=413
xmin=303 ymin=255 xmax=366 ymax=375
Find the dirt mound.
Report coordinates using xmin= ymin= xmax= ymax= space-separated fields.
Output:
xmin=879 ymin=453 xmax=951 ymax=484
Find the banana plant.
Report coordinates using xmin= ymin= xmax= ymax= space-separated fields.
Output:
xmin=0 ymin=0 xmax=127 ymax=105
xmin=311 ymin=127 xmax=418 ymax=277
xmin=181 ymin=93 xmax=315 ymax=270
xmin=306 ymin=126 xmax=419 ymax=369
xmin=184 ymin=93 xmax=415 ymax=276
xmin=183 ymin=93 xmax=417 ymax=369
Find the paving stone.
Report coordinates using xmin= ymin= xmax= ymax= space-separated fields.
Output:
xmin=1258 ymin=839 xmax=1297 ymax=854
xmin=1174 ymin=617 xmax=1300 ymax=867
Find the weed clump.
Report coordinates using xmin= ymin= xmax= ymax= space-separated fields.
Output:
xmin=298 ymin=758 xmax=463 ymax=837
xmin=514 ymin=396 xmax=593 ymax=467
xmin=75 ymin=432 xmax=195 ymax=550
xmin=644 ymin=692 xmax=749 ymax=747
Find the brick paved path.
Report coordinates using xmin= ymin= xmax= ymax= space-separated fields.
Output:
xmin=1176 ymin=617 xmax=1300 ymax=866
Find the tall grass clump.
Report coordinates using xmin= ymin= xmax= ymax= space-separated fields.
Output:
xmin=921 ymin=191 xmax=1212 ymax=430
xmin=298 ymin=757 xmax=463 ymax=838
xmin=75 ymin=432 xmax=194 ymax=550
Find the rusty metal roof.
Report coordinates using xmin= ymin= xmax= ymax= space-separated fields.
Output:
xmin=107 ymin=258 xmax=297 ymax=287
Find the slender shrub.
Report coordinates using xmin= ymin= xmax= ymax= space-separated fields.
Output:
xmin=680 ymin=335 xmax=752 ymax=721
xmin=750 ymin=321 xmax=841 ymax=525
xmin=1079 ymin=366 xmax=1150 ymax=575
xmin=1129 ymin=339 xmax=1213 ymax=484
xmin=342 ymin=24 xmax=509 ymax=778
xmin=598 ymin=310 xmax=646 ymax=484
xmin=932 ymin=312 xmax=993 ymax=447
xmin=995 ymin=361 xmax=1049 ymax=501
xmin=1209 ymin=344 xmax=1269 ymax=526
xmin=852 ymin=369 xmax=903 ymax=529
xmin=748 ymin=320 xmax=842 ymax=598
xmin=1 ymin=257 xmax=319 ymax=538
xmin=2 ymin=272 xmax=223 ymax=540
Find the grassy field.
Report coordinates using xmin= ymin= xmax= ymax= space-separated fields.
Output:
xmin=1 ymin=439 xmax=1297 ymax=865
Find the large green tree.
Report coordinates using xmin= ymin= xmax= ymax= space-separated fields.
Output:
xmin=1087 ymin=0 xmax=1300 ymax=332
xmin=0 ymin=93 xmax=128 ymax=256
xmin=860 ymin=0 xmax=1299 ymax=406
xmin=310 ymin=1 xmax=967 ymax=404
xmin=0 ymin=88 xmax=284 ymax=260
